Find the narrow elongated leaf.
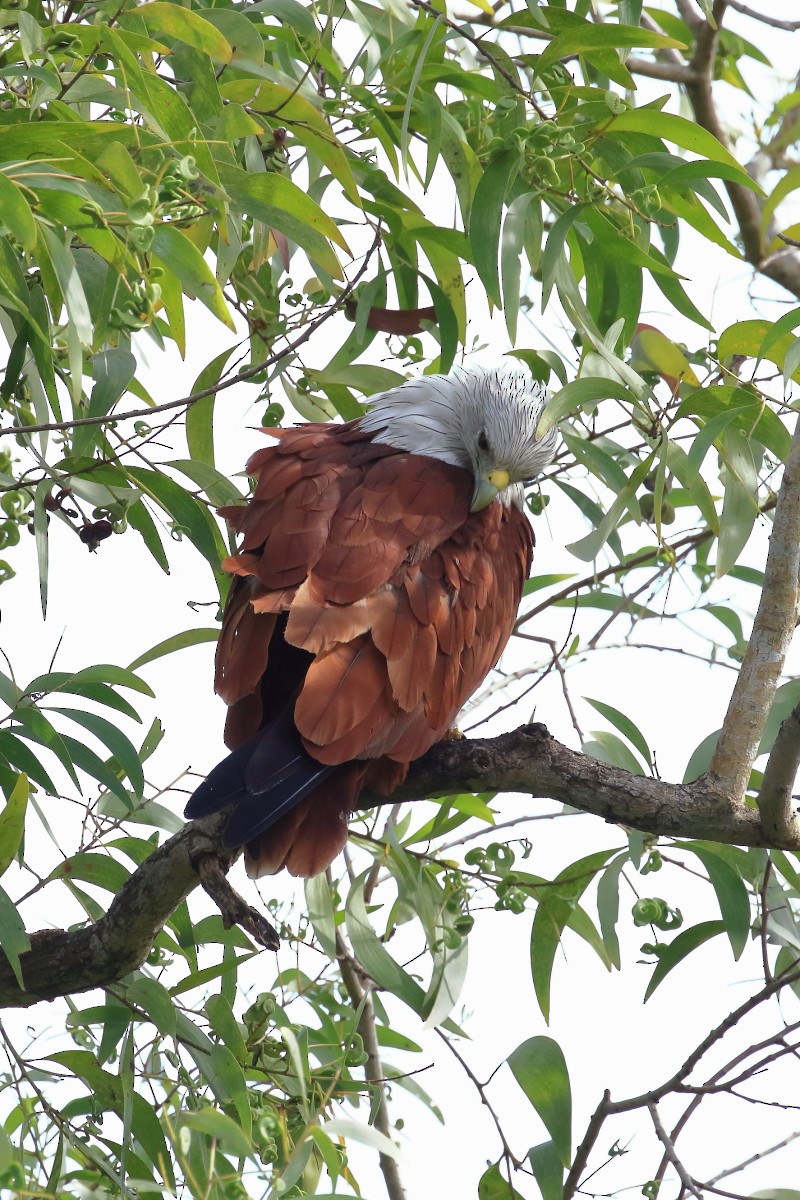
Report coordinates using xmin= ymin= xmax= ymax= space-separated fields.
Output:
xmin=584 ymin=698 xmax=652 ymax=767
xmin=609 ymin=110 xmax=759 ymax=181
xmin=50 ymin=708 xmax=144 ymax=797
xmin=644 ymin=920 xmax=725 ymax=1000
xmin=304 ymin=873 xmax=337 ymax=958
xmin=679 ymin=843 xmax=751 ymax=959
xmin=73 ymin=347 xmax=136 ymax=458
xmin=322 ymin=1118 xmax=401 ymax=1161
xmin=151 ymin=226 xmax=234 ymax=331
xmin=478 ymin=1162 xmax=526 ymax=1199
xmin=124 ymin=467 xmax=227 ymax=583
xmin=128 ymin=628 xmax=218 ymax=672
xmin=0 ymin=731 xmax=57 ymax=794
xmin=507 ymin=1036 xmax=572 ymax=1166
xmin=127 ymin=2 xmax=233 ymax=61
xmin=12 ymin=707 xmax=81 ymax=790
xmin=127 ymin=976 xmax=177 ymax=1038
xmin=0 ymin=772 xmax=28 ymax=878
xmin=538 ymin=376 xmax=634 ymax=434
xmin=345 ymin=871 xmax=426 ymax=1014
xmin=0 ymin=882 xmax=29 ymax=988
xmin=531 ymin=849 xmax=616 ymax=1020
xmin=60 ymin=734 xmax=131 ymax=805
xmin=186 ymin=348 xmax=236 ymax=468
xmin=49 ymin=852 xmax=131 ymax=893
xmin=596 ymin=852 xmax=627 ymax=969
xmin=469 ymin=149 xmax=521 ymax=307
xmin=536 ymin=23 xmax=685 ymax=75
xmin=528 ymin=1140 xmax=565 ymax=1200
xmin=0 ymin=171 xmax=37 ymax=250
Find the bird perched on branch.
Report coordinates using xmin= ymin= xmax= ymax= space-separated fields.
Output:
xmin=185 ymin=368 xmax=558 ymax=877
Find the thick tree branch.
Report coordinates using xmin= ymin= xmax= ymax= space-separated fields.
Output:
xmin=386 ymin=724 xmax=769 ymax=845
xmin=709 ymin=416 xmax=800 ymax=798
xmin=0 ymin=812 xmax=234 ymax=1008
xmin=680 ymin=1 xmax=800 ymax=299
xmin=756 ymin=703 xmax=800 ymax=843
xmin=6 ymin=716 xmax=800 ymax=1009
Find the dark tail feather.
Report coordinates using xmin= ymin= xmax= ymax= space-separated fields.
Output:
xmin=185 ymin=709 xmax=334 ymax=847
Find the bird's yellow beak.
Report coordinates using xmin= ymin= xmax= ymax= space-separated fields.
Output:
xmin=471 ymin=468 xmax=511 ymax=512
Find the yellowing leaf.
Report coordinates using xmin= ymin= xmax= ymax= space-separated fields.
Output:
xmin=126 ymin=3 xmax=232 ymax=62
xmin=0 ymin=773 xmax=29 ymax=878
xmin=630 ymin=323 xmax=700 ymax=389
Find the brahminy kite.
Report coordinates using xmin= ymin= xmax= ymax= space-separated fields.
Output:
xmin=185 ymin=368 xmax=558 ymax=877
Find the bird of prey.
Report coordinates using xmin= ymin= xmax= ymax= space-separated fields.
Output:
xmin=185 ymin=367 xmax=558 ymax=877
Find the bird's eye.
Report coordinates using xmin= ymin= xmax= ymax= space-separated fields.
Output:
xmin=478 ymin=430 xmax=490 ymax=452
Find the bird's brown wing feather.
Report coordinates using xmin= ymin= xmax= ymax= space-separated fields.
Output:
xmin=211 ymin=423 xmax=533 ymax=876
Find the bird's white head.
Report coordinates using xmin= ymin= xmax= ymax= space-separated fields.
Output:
xmin=359 ymin=366 xmax=559 ymax=511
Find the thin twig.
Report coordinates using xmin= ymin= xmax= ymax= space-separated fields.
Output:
xmin=648 ymin=1103 xmax=703 ymax=1200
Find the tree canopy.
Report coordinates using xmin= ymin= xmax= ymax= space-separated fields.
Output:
xmin=1 ymin=1 xmax=800 ymax=1197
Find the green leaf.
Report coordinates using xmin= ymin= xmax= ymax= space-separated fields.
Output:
xmin=33 ymin=478 xmax=50 ymax=619
xmin=538 ymin=376 xmax=636 ymax=435
xmin=216 ymin=164 xmax=347 ymax=277
xmin=73 ymin=347 xmax=136 ymax=459
xmin=50 ymin=708 xmax=144 ymax=797
xmin=0 ymin=732 xmax=57 ymax=795
xmin=541 ymin=204 xmax=587 ymax=311
xmin=400 ymin=16 xmax=445 ymax=181
xmin=124 ymin=467 xmax=227 ymax=585
xmin=584 ymin=698 xmax=652 ymax=767
xmin=478 ymin=1162 xmax=526 ymax=1200
xmin=220 ymin=79 xmax=359 ymax=205
xmin=322 ymin=1117 xmax=401 ymax=1161
xmin=0 ymin=882 xmax=29 ymax=989
xmin=677 ymin=385 xmax=790 ymax=463
xmin=48 ymin=852 xmax=131 ymax=893
xmin=126 ymin=976 xmax=177 ymax=1038
xmin=596 ymin=852 xmax=627 ymax=970
xmin=304 ymin=872 xmax=337 ymax=958
xmin=12 ymin=706 xmax=81 ymax=790
xmin=719 ymin=318 xmax=800 ymax=381
xmin=609 ymin=109 xmax=760 ymax=182
xmin=127 ymin=500 xmax=170 ymax=574
xmin=60 ymin=729 xmax=130 ymax=806
xmin=507 ymin=1036 xmax=571 ymax=1166
xmin=567 ymin=455 xmax=654 ymax=562
xmin=536 ymin=23 xmax=685 ymax=76
xmin=528 ymin=1140 xmax=565 ymax=1200
xmin=759 ymin=680 xmax=800 ymax=755
xmin=151 ymin=226 xmax=235 ymax=331
xmin=0 ymin=171 xmax=37 ymax=251
xmin=126 ymin=2 xmax=233 ymax=62
xmin=168 ymin=459 xmax=243 ymax=509
xmin=502 ymin=193 xmax=535 ymax=344
xmin=186 ymin=348 xmax=236 ymax=468
xmin=679 ymin=843 xmax=751 ymax=959
xmin=530 ymin=850 xmax=616 ymax=1021
xmin=645 ymin=920 xmax=725 ymax=1000
xmin=128 ymin=628 xmax=219 ymax=672
xmin=209 ymin=1044 xmax=251 ymax=1138
xmin=205 ymin=993 xmax=248 ymax=1063
xmin=345 ymin=871 xmax=426 ymax=1015
xmin=469 ymin=149 xmax=521 ymax=307
xmin=0 ymin=772 xmax=28 ymax=878
xmin=584 ymin=731 xmax=645 ymax=775
xmin=716 ymin=429 xmax=759 ymax=578
xmin=683 ymin=728 xmax=721 ymax=784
